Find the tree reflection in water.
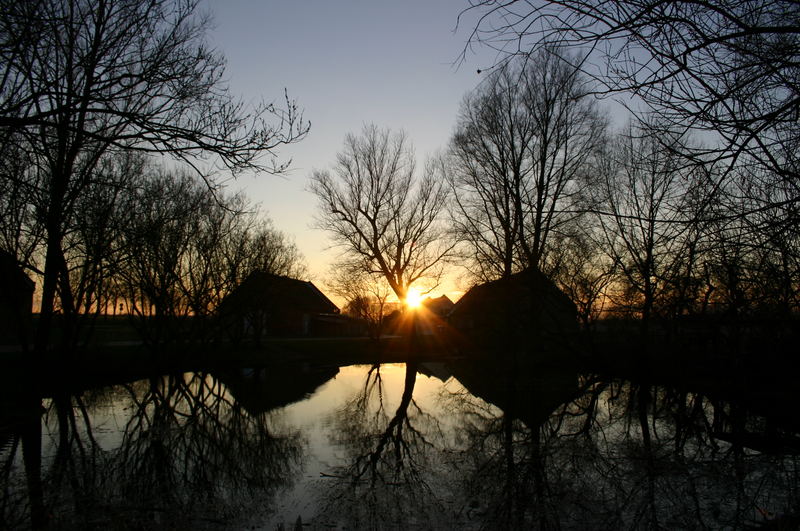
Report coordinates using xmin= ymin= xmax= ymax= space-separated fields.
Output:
xmin=314 ymin=362 xmax=451 ymax=529
xmin=109 ymin=374 xmax=302 ymax=526
xmin=4 ymin=372 xmax=304 ymax=529
xmin=440 ymin=361 xmax=577 ymax=529
xmin=3 ymin=361 xmax=800 ymax=529
xmin=441 ymin=362 xmax=800 ymax=530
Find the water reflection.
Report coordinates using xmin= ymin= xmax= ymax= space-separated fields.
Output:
xmin=2 ymin=359 xmax=799 ymax=529
xmin=440 ymin=367 xmax=800 ymax=529
xmin=2 ymin=372 xmax=307 ymax=529
xmin=313 ymin=362 xmax=451 ymax=528
xmin=441 ymin=362 xmax=578 ymax=529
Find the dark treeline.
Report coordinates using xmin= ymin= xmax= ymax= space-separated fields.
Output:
xmin=1 ymin=150 xmax=306 ymax=351
xmin=313 ymin=60 xmax=798 ymax=334
xmin=449 ymin=0 xmax=799 ymax=329
xmin=448 ymin=47 xmax=799 ymax=329
xmin=0 ymin=0 xmax=307 ymax=356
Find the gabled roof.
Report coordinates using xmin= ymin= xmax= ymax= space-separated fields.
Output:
xmin=422 ymin=294 xmax=455 ymax=315
xmin=450 ymin=267 xmax=574 ymax=319
xmin=448 ymin=268 xmax=578 ymax=356
xmin=221 ymin=271 xmax=339 ymax=314
xmin=0 ymin=250 xmax=34 ymax=293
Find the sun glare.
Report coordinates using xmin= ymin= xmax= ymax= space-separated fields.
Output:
xmin=405 ymin=287 xmax=423 ymax=309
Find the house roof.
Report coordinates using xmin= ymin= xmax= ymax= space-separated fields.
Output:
xmin=450 ymin=267 xmax=575 ymax=320
xmin=0 ymin=250 xmax=34 ymax=293
xmin=448 ymin=268 xmax=578 ymax=355
xmin=422 ymin=294 xmax=455 ymax=316
xmin=221 ymin=271 xmax=339 ymax=315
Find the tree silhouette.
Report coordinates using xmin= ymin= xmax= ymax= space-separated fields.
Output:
xmin=448 ymin=49 xmax=606 ymax=280
xmin=310 ymin=124 xmax=452 ymax=303
xmin=0 ymin=0 xmax=308 ymax=356
xmin=460 ymin=0 xmax=800 ymax=182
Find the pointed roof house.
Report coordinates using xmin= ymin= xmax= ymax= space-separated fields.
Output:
xmin=422 ymin=295 xmax=455 ymax=318
xmin=0 ymin=250 xmax=35 ymax=345
xmin=449 ymin=268 xmax=577 ymax=354
xmin=219 ymin=272 xmax=339 ymax=340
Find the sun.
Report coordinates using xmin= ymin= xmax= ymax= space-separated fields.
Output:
xmin=405 ymin=287 xmax=424 ymax=309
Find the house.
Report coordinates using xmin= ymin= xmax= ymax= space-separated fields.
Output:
xmin=218 ymin=271 xmax=340 ymax=342
xmin=0 ymin=250 xmax=34 ymax=346
xmin=422 ymin=295 xmax=454 ymax=318
xmin=449 ymin=267 xmax=577 ymax=352
xmin=407 ymin=295 xmax=456 ymax=337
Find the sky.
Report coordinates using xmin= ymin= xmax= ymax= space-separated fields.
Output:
xmin=207 ymin=1 xmax=497 ymax=303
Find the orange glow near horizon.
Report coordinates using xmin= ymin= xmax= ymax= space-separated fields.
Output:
xmin=405 ymin=287 xmax=423 ymax=309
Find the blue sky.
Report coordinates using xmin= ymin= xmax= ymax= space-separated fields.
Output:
xmin=208 ymin=1 xmax=496 ymax=300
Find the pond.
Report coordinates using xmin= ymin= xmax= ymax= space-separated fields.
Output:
xmin=2 ymin=358 xmax=799 ymax=529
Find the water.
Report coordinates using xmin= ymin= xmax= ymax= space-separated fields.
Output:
xmin=2 ymin=359 xmax=799 ymax=529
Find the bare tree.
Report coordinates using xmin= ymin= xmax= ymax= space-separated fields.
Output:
xmin=327 ymin=267 xmax=392 ymax=338
xmin=695 ymin=166 xmax=800 ymax=318
xmin=548 ymin=228 xmax=615 ymax=328
xmin=459 ymin=0 xmax=800 ymax=206
xmin=310 ymin=125 xmax=452 ymax=302
xmin=235 ymin=219 xmax=307 ymax=282
xmin=0 ymin=0 xmax=308 ymax=355
xmin=448 ymin=50 xmax=607 ymax=281
xmin=448 ymin=63 xmax=531 ymax=281
xmin=594 ymin=123 xmax=699 ymax=329
xmin=459 ymin=0 xmax=800 ymax=327
xmin=0 ymin=139 xmax=42 ymax=265
xmin=115 ymin=168 xmax=306 ymax=348
xmin=64 ymin=152 xmax=143 ymax=345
